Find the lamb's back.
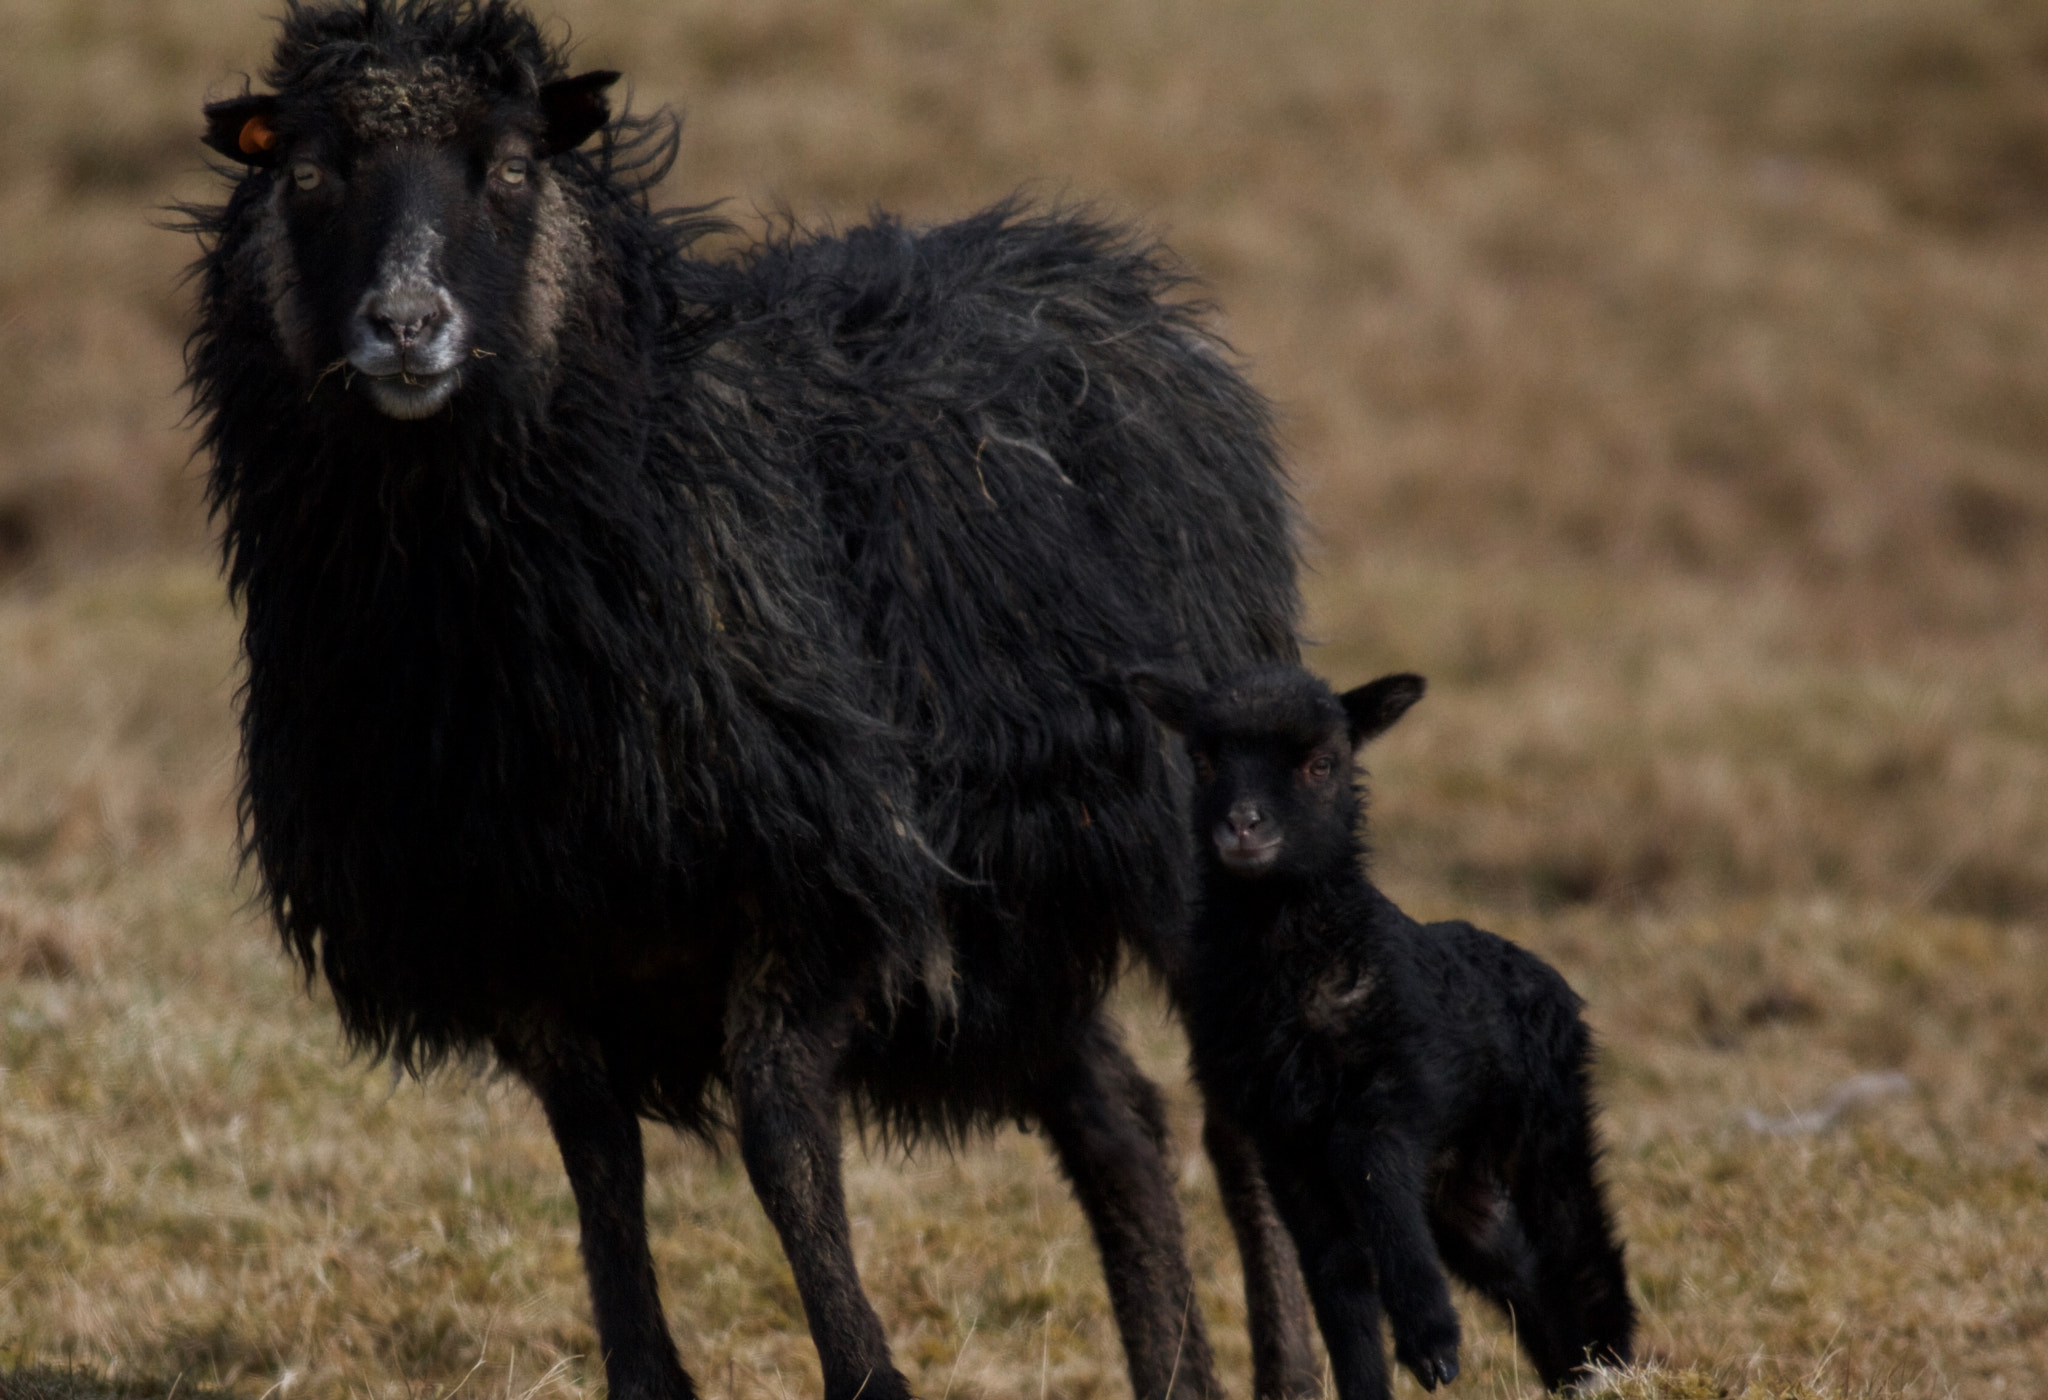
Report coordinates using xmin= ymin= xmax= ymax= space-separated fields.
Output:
xmin=1402 ymin=914 xmax=1594 ymax=1116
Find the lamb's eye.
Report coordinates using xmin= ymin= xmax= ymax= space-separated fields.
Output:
xmin=1190 ymin=753 xmax=1215 ymax=782
xmin=495 ymin=157 xmax=530 ymax=186
xmin=291 ymin=161 xmax=323 ymax=191
xmin=1307 ymin=754 xmax=1336 ymax=779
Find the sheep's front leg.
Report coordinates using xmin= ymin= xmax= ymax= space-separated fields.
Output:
xmin=726 ymin=987 xmax=910 ymax=1400
xmin=1329 ymin=1124 xmax=1461 ymax=1391
xmin=1032 ymin=1016 xmax=1220 ymax=1400
xmin=1202 ymin=1110 xmax=1321 ymax=1400
xmin=499 ymin=1028 xmax=695 ymax=1400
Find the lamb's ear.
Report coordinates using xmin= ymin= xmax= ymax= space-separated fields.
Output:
xmin=539 ymin=70 xmax=621 ymax=155
xmin=203 ymin=94 xmax=282 ymax=167
xmin=1340 ymin=673 xmax=1426 ymax=749
xmin=1126 ymin=669 xmax=1201 ymax=735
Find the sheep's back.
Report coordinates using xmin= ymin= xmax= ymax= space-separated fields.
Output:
xmin=675 ymin=206 xmax=1302 ymax=1111
xmin=691 ymin=209 xmax=1298 ymax=878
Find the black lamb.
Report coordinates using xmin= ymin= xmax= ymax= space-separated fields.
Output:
xmin=1131 ymin=666 xmax=1635 ymax=1399
xmin=183 ymin=3 xmax=1320 ymax=1399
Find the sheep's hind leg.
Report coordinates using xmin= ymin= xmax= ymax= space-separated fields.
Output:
xmin=1428 ymin=1163 xmax=1571 ymax=1389
xmin=500 ymin=1028 xmax=695 ymax=1400
xmin=726 ymin=991 xmax=911 ymax=1400
xmin=1202 ymin=1111 xmax=1321 ymax=1400
xmin=1031 ymin=1015 xmax=1221 ymax=1400
xmin=1512 ymin=1126 xmax=1636 ymax=1388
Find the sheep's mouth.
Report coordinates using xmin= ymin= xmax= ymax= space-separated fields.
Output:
xmin=1214 ymin=835 xmax=1282 ymax=875
xmin=361 ymin=368 xmax=460 ymax=420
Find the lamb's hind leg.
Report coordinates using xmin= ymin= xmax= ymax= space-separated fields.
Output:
xmin=1513 ymin=1120 xmax=1636 ymax=1388
xmin=498 ymin=1025 xmax=695 ymax=1400
xmin=1428 ymin=1161 xmax=1572 ymax=1389
xmin=1031 ymin=1014 xmax=1220 ymax=1400
xmin=726 ymin=983 xmax=911 ymax=1400
xmin=1202 ymin=1111 xmax=1321 ymax=1400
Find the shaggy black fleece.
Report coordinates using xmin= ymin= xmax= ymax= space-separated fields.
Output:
xmin=184 ymin=4 xmax=1303 ymax=1399
xmin=1135 ymin=666 xmax=1636 ymax=1400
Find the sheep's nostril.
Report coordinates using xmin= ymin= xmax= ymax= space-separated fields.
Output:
xmin=1213 ymin=807 xmax=1281 ymax=872
xmin=369 ymin=300 xmax=445 ymax=349
xmin=347 ymin=280 xmax=466 ymax=397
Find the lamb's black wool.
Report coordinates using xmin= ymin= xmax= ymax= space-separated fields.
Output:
xmin=1133 ymin=667 xmax=1635 ymax=1400
xmin=184 ymin=4 xmax=1310 ymax=1399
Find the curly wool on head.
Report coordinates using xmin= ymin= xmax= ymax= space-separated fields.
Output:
xmin=263 ymin=0 xmax=564 ymax=107
xmin=336 ymin=57 xmax=487 ymax=143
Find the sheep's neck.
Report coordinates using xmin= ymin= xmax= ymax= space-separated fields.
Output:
xmin=1198 ymin=851 xmax=1371 ymax=955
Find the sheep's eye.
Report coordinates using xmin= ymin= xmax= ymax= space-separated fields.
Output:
xmin=1307 ymin=754 xmax=1336 ymax=779
xmin=495 ymin=157 xmax=530 ymax=186
xmin=1190 ymin=753 xmax=1215 ymax=782
xmin=291 ymin=161 xmax=323 ymax=191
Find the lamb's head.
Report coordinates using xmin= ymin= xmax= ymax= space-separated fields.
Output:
xmin=1132 ymin=666 xmax=1425 ymax=881
xmin=202 ymin=1 xmax=616 ymax=421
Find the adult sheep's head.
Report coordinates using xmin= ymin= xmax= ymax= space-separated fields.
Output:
xmin=201 ymin=1 xmax=618 ymax=420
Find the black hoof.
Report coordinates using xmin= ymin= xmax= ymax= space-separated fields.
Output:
xmin=1394 ymin=1320 xmax=1461 ymax=1391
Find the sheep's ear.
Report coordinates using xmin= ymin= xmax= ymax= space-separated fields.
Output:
xmin=1126 ymin=669 xmax=1201 ymax=734
xmin=1340 ymin=673 xmax=1425 ymax=749
xmin=203 ymin=94 xmax=282 ymax=167
xmin=539 ymin=70 xmax=621 ymax=155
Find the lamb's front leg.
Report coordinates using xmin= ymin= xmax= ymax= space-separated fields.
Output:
xmin=1330 ymin=1122 xmax=1462 ymax=1391
xmin=1257 ymin=1159 xmax=1395 ymax=1400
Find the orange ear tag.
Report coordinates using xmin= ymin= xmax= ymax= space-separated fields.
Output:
xmin=239 ymin=115 xmax=278 ymax=155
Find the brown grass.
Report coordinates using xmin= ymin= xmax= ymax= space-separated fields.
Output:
xmin=3 ymin=0 xmax=2048 ymax=1397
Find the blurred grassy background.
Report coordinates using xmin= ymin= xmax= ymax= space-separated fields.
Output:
xmin=2 ymin=0 xmax=2047 ymax=1397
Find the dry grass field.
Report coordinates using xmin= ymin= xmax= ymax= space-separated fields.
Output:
xmin=4 ymin=0 xmax=2048 ymax=1397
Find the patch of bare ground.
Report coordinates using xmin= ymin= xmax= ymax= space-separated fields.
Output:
xmin=4 ymin=0 xmax=2048 ymax=1397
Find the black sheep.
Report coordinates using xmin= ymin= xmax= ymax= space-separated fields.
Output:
xmin=1131 ymin=667 xmax=1635 ymax=1399
xmin=183 ymin=3 xmax=1315 ymax=1399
